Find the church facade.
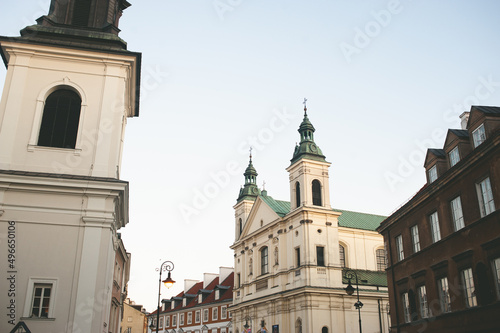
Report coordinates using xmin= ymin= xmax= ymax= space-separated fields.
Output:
xmin=0 ymin=1 xmax=140 ymax=332
xmin=230 ymin=106 xmax=390 ymax=333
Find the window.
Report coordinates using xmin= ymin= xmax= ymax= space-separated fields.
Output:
xmin=317 ymin=246 xmax=325 ymax=267
xmin=410 ymin=225 xmax=420 ymax=253
xmin=450 ymin=196 xmax=465 ymax=231
xmin=261 ymin=247 xmax=269 ymax=275
xmin=402 ymin=292 xmax=411 ymax=323
xmin=195 ymin=310 xmax=200 ymax=323
xmin=396 ymin=235 xmax=404 ymax=262
xmin=295 ymin=182 xmax=301 ymax=208
xmin=236 ymin=273 xmax=241 ymax=288
xmin=339 ymin=244 xmax=346 ymax=267
xmin=239 ymin=218 xmax=243 ymax=237
xmin=429 ymin=212 xmax=441 ymax=243
xmin=437 ymin=277 xmax=451 ymax=313
xmin=428 ymin=165 xmax=438 ymax=183
xmin=172 ymin=314 xmax=177 ymax=326
xmin=203 ymin=309 xmax=209 ymax=321
xmin=72 ymin=0 xmax=92 ymax=26
xmin=376 ymin=248 xmax=387 ymax=271
xmin=417 ymin=285 xmax=429 ymax=318
xmin=221 ymin=305 xmax=227 ymax=319
xmin=126 ymin=327 xmax=132 ymax=333
xmin=215 ymin=289 xmax=220 ymax=300
xmin=180 ymin=313 xmax=184 ymax=325
xmin=38 ymin=89 xmax=82 ymax=149
xmin=295 ymin=247 xmax=301 ymax=267
xmin=212 ymin=307 xmax=218 ymax=320
xmin=472 ymin=123 xmax=486 ymax=147
xmin=477 ymin=177 xmax=495 ymax=217
xmin=166 ymin=316 xmax=170 ymax=327
xmin=449 ymin=146 xmax=460 ymax=167
xmin=322 ymin=327 xmax=329 ymax=333
xmin=188 ymin=312 xmax=192 ymax=324
xmin=493 ymin=258 xmax=500 ymax=299
xmin=30 ymin=284 xmax=52 ymax=318
xmin=159 ymin=317 xmax=163 ymax=329
xmin=462 ymin=268 xmax=477 ymax=307
xmin=312 ymin=179 xmax=322 ymax=206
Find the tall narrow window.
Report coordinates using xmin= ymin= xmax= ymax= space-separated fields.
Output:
xmin=451 ymin=196 xmax=465 ymax=231
xmin=376 ymin=248 xmax=387 ymax=271
xmin=449 ymin=146 xmax=460 ymax=167
xmin=462 ymin=268 xmax=477 ymax=307
xmin=339 ymin=244 xmax=346 ymax=267
xmin=428 ymin=165 xmax=438 ymax=183
xmin=312 ymin=179 xmax=322 ymax=206
xmin=493 ymin=258 xmax=500 ymax=299
xmin=72 ymin=0 xmax=92 ymax=26
xmin=417 ymin=285 xmax=429 ymax=318
xmin=322 ymin=327 xmax=329 ymax=333
xmin=260 ymin=247 xmax=269 ymax=275
xmin=396 ymin=235 xmax=404 ymax=262
xmin=180 ymin=313 xmax=184 ymax=325
xmin=477 ymin=177 xmax=495 ymax=217
xmin=437 ymin=277 xmax=451 ymax=313
xmin=38 ymin=89 xmax=82 ymax=149
xmin=316 ymin=246 xmax=325 ymax=267
xmin=195 ymin=311 xmax=200 ymax=323
xmin=410 ymin=225 xmax=420 ymax=253
xmin=295 ymin=247 xmax=301 ymax=267
xmin=30 ymin=284 xmax=52 ymax=318
xmin=472 ymin=123 xmax=486 ymax=147
xmin=212 ymin=307 xmax=218 ymax=320
xmin=429 ymin=212 xmax=441 ymax=243
xmin=402 ymin=292 xmax=411 ymax=323
xmin=295 ymin=182 xmax=301 ymax=208
xmin=239 ymin=218 xmax=243 ymax=237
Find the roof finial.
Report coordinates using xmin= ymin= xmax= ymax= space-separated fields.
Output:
xmin=262 ymin=181 xmax=266 ymax=190
xmin=249 ymin=146 xmax=253 ymax=161
xmin=303 ymin=97 xmax=308 ymax=116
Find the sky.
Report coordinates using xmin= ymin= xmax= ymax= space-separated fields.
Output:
xmin=1 ymin=0 xmax=500 ymax=312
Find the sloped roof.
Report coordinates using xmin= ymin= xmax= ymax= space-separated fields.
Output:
xmin=259 ymin=194 xmax=386 ymax=231
xmin=449 ymin=129 xmax=469 ymax=138
xmin=259 ymin=195 xmax=291 ymax=217
xmin=472 ymin=105 xmax=500 ymax=115
xmin=342 ymin=269 xmax=388 ymax=287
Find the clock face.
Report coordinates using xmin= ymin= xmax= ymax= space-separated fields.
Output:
xmin=309 ymin=143 xmax=317 ymax=152
xmin=252 ymin=187 xmax=259 ymax=194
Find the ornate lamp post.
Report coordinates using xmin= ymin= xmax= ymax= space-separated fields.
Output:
xmin=344 ymin=270 xmax=365 ymax=333
xmin=155 ymin=261 xmax=175 ymax=333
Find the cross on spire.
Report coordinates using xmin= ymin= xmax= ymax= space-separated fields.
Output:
xmin=303 ymin=98 xmax=308 ymax=115
xmin=249 ymin=146 xmax=253 ymax=160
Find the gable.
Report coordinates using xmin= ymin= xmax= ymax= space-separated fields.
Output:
xmin=241 ymin=196 xmax=282 ymax=237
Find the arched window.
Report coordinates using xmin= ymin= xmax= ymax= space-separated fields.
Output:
xmin=260 ymin=247 xmax=269 ymax=275
xmin=312 ymin=179 xmax=322 ymax=206
xmin=376 ymin=248 xmax=387 ymax=271
xmin=295 ymin=318 xmax=302 ymax=333
xmin=295 ymin=182 xmax=301 ymax=208
xmin=38 ymin=89 xmax=81 ymax=149
xmin=339 ymin=244 xmax=346 ymax=267
xmin=322 ymin=327 xmax=329 ymax=333
xmin=239 ymin=218 xmax=243 ymax=237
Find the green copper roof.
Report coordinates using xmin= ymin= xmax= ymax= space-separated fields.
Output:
xmin=342 ymin=269 xmax=388 ymax=287
xmin=258 ymin=196 xmax=386 ymax=231
xmin=290 ymin=108 xmax=327 ymax=165
xmin=237 ymin=156 xmax=260 ymax=202
xmin=259 ymin=194 xmax=291 ymax=217
xmin=335 ymin=209 xmax=387 ymax=231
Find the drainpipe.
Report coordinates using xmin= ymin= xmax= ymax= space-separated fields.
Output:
xmin=378 ymin=299 xmax=383 ymax=333
xmin=387 ymin=228 xmax=400 ymax=333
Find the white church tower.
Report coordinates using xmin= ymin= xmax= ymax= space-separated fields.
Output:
xmin=0 ymin=1 xmax=140 ymax=332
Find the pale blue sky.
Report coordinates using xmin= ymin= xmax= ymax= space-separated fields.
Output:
xmin=1 ymin=0 xmax=500 ymax=311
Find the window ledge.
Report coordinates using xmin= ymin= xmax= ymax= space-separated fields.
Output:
xmin=27 ymin=144 xmax=82 ymax=155
xmin=20 ymin=317 xmax=56 ymax=321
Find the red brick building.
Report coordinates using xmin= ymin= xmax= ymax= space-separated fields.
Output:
xmin=378 ymin=106 xmax=500 ymax=333
xmin=149 ymin=267 xmax=233 ymax=333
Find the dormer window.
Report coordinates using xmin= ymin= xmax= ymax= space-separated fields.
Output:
xmin=449 ymin=146 xmax=460 ymax=167
xmin=215 ymin=289 xmax=220 ymax=300
xmin=428 ymin=165 xmax=438 ymax=183
xmin=472 ymin=124 xmax=486 ymax=147
xmin=198 ymin=294 xmax=203 ymax=303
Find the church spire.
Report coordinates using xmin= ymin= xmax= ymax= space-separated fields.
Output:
xmin=290 ymin=99 xmax=326 ymax=165
xmin=237 ymin=148 xmax=260 ymax=202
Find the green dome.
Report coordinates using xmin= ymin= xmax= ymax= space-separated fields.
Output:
xmin=290 ymin=107 xmax=326 ymax=164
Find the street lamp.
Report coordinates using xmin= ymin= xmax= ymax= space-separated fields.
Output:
xmin=156 ymin=261 xmax=175 ymax=333
xmin=344 ymin=270 xmax=366 ymax=333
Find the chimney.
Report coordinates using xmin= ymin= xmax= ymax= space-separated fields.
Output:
xmin=203 ymin=273 xmax=218 ymax=288
xmin=219 ymin=267 xmax=234 ymax=283
xmin=184 ymin=279 xmax=199 ymax=293
xmin=459 ymin=112 xmax=470 ymax=130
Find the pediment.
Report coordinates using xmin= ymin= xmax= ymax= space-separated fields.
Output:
xmin=240 ymin=196 xmax=281 ymax=238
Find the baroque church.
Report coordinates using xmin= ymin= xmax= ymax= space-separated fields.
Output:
xmin=230 ymin=106 xmax=390 ymax=333
xmin=0 ymin=1 xmax=139 ymax=332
